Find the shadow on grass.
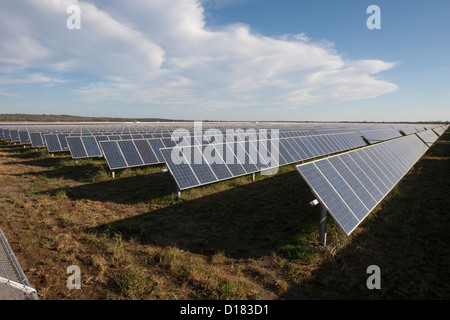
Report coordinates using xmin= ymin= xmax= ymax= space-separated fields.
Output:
xmin=285 ymin=130 xmax=450 ymax=299
xmin=88 ymin=170 xmax=320 ymax=260
xmin=39 ymin=169 xmax=176 ymax=204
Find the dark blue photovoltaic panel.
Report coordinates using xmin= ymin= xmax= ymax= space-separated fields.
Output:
xmin=297 ymin=134 xmax=430 ymax=235
xmin=201 ymin=145 xmax=232 ymax=180
xmin=100 ymin=141 xmax=128 ymax=170
xmin=44 ymin=134 xmax=63 ymax=152
xmin=283 ymin=139 xmax=304 ymax=161
xmin=58 ymin=134 xmax=70 ymax=150
xmin=66 ymin=137 xmax=87 ymax=158
xmin=118 ymin=140 xmax=143 ymax=167
xmin=19 ymin=131 xmax=31 ymax=144
xmin=134 ymin=139 xmax=159 ymax=164
xmin=297 ymin=162 xmax=359 ymax=235
xmin=148 ymin=139 xmax=166 ymax=162
xmin=29 ymin=132 xmax=45 ymax=147
xmin=3 ymin=129 xmax=11 ymax=140
xmin=161 ymin=147 xmax=199 ymax=190
xmin=223 ymin=144 xmax=246 ymax=176
xmin=187 ymin=146 xmax=217 ymax=184
xmin=82 ymin=136 xmax=102 ymax=157
xmin=10 ymin=130 xmax=20 ymax=142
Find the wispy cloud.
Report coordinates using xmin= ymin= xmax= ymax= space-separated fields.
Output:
xmin=0 ymin=0 xmax=398 ymax=118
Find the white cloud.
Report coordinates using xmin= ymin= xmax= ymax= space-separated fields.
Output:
xmin=0 ymin=0 xmax=398 ymax=118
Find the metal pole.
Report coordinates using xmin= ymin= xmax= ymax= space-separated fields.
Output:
xmin=319 ymin=206 xmax=327 ymax=246
xmin=176 ymin=185 xmax=181 ymax=199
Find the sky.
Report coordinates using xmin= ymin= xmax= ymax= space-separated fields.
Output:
xmin=0 ymin=0 xmax=449 ymax=122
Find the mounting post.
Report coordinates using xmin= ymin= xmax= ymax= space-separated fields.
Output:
xmin=111 ymin=171 xmax=115 ymax=179
xmin=176 ymin=185 xmax=181 ymax=199
xmin=319 ymin=206 xmax=328 ymax=246
xmin=252 ymin=173 xmax=256 ymax=181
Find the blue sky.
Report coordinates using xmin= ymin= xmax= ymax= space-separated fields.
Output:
xmin=0 ymin=0 xmax=449 ymax=122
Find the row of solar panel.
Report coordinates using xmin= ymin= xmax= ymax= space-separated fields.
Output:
xmin=358 ymin=129 xmax=403 ymax=144
xmin=161 ymin=132 xmax=367 ymax=190
xmin=1 ymin=128 xmax=354 ymax=151
xmin=0 ymin=125 xmax=421 ymax=148
xmin=296 ymin=133 xmax=437 ymax=236
xmin=416 ymin=130 xmax=439 ymax=147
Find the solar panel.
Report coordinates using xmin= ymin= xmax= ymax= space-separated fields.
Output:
xmin=416 ymin=130 xmax=438 ymax=147
xmin=29 ymin=133 xmax=45 ymax=147
xmin=66 ymin=137 xmax=87 ymax=158
xmin=297 ymin=134 xmax=429 ymax=235
xmin=3 ymin=129 xmax=11 ymax=140
xmin=100 ymin=141 xmax=128 ymax=170
xmin=58 ymin=134 xmax=70 ymax=151
xmin=10 ymin=130 xmax=20 ymax=142
xmin=117 ymin=140 xmax=143 ymax=167
xmin=148 ymin=139 xmax=166 ymax=162
xmin=133 ymin=139 xmax=159 ymax=164
xmin=44 ymin=134 xmax=63 ymax=152
xmin=18 ymin=131 xmax=31 ymax=144
xmin=82 ymin=136 xmax=103 ymax=157
xmin=161 ymin=147 xmax=200 ymax=190
xmin=359 ymin=129 xmax=402 ymax=144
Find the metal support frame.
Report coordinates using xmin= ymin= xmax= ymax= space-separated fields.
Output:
xmin=252 ymin=173 xmax=256 ymax=181
xmin=111 ymin=171 xmax=115 ymax=179
xmin=319 ymin=206 xmax=328 ymax=246
xmin=0 ymin=276 xmax=37 ymax=296
xmin=176 ymin=185 xmax=181 ymax=199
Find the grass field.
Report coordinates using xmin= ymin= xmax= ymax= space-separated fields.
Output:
xmin=0 ymin=129 xmax=449 ymax=300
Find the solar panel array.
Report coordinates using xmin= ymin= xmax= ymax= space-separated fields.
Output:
xmin=161 ymin=132 xmax=367 ymax=190
xmin=296 ymin=128 xmax=446 ymax=236
xmin=1 ymin=122 xmax=448 ymax=193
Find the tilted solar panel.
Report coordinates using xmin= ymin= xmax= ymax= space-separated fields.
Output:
xmin=100 ymin=141 xmax=128 ymax=170
xmin=82 ymin=136 xmax=103 ymax=157
xmin=296 ymin=134 xmax=429 ymax=235
xmin=66 ymin=137 xmax=87 ymax=158
xmin=29 ymin=132 xmax=45 ymax=147
xmin=416 ymin=130 xmax=438 ymax=147
xmin=44 ymin=134 xmax=63 ymax=153
xmin=18 ymin=131 xmax=31 ymax=144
